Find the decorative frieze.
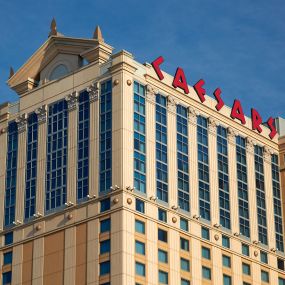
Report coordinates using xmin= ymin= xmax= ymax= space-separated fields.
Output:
xmin=87 ymin=82 xmax=99 ymax=103
xmin=146 ymin=84 xmax=156 ymax=103
xmin=35 ymin=105 xmax=47 ymax=124
xmin=15 ymin=113 xmax=27 ymax=133
xmin=65 ymin=91 xmax=78 ymax=111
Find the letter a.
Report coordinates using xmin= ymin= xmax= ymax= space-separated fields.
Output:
xmin=172 ymin=67 xmax=189 ymax=94
xmin=231 ymin=100 xmax=246 ymax=125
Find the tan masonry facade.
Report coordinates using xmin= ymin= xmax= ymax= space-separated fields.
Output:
xmin=0 ymin=22 xmax=285 ymax=285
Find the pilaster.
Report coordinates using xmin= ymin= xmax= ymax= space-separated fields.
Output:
xmin=64 ymin=227 xmax=76 ymax=285
xmin=32 ymin=237 xmax=44 ymax=285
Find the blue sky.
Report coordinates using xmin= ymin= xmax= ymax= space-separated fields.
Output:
xmin=0 ymin=0 xmax=284 ymax=119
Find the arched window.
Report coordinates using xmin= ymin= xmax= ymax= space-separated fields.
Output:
xmin=49 ymin=64 xmax=68 ymax=81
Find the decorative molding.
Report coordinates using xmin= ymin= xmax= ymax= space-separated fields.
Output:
xmin=208 ymin=117 xmax=218 ymax=135
xmin=146 ymin=84 xmax=156 ymax=103
xmin=187 ymin=106 xmax=198 ymax=124
xmin=35 ymin=105 xmax=47 ymax=124
xmin=263 ymin=146 xmax=273 ymax=163
xmin=65 ymin=91 xmax=78 ymax=111
xmin=87 ymin=82 xmax=99 ymax=103
xmin=227 ymin=127 xmax=237 ymax=144
xmin=0 ymin=128 xmax=7 ymax=135
xmin=15 ymin=113 xmax=27 ymax=133
xmin=167 ymin=95 xmax=177 ymax=112
xmin=246 ymin=137 xmax=255 ymax=154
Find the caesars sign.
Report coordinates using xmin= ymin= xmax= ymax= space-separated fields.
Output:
xmin=151 ymin=56 xmax=277 ymax=140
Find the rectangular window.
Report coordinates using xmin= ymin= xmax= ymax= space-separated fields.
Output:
xmin=100 ymin=198 xmax=111 ymax=212
xmin=223 ymin=274 xmax=232 ymax=285
xmin=217 ymin=126 xmax=231 ymax=229
xmin=180 ymin=218 xmax=188 ymax=231
xmin=77 ymin=91 xmax=90 ymax=200
xmin=242 ymin=263 xmax=251 ymax=275
xmin=134 ymin=82 xmax=146 ymax=193
xmin=159 ymin=270 xmax=168 ymax=284
xmin=158 ymin=249 xmax=168 ymax=263
xmin=236 ymin=136 xmax=250 ymax=238
xmin=181 ymin=258 xmax=190 ymax=272
xmin=180 ymin=238 xmax=189 ymax=251
xmin=100 ymin=219 xmax=111 ymax=233
xmin=100 ymin=260 xmax=110 ymax=276
xmin=278 ymin=258 xmax=285 ymax=271
xmin=158 ymin=229 xmax=167 ymax=243
xmin=177 ymin=105 xmax=189 ymax=211
xmin=4 ymin=232 xmax=13 ymax=246
xmin=181 ymin=279 xmax=190 ymax=285
xmin=261 ymin=270 xmax=269 ymax=283
xmin=242 ymin=243 xmax=249 ymax=256
xmin=100 ymin=239 xmax=110 ymax=254
xmin=202 ymin=266 xmax=211 ymax=280
xmin=46 ymin=100 xmax=68 ymax=211
xmin=279 ymin=277 xmax=285 ymax=285
xmin=197 ymin=116 xmax=210 ymax=220
xmin=3 ymin=251 xmax=13 ymax=265
xmin=202 ymin=247 xmax=211 ymax=260
xmin=135 ymin=220 xmax=145 ymax=234
xmin=158 ymin=208 xmax=167 ymax=222
xmin=100 ymin=80 xmax=112 ymax=192
xmin=25 ymin=113 xmax=38 ymax=219
xmin=2 ymin=271 xmax=12 ymax=285
xmin=271 ymin=154 xmax=284 ymax=252
xmin=4 ymin=121 xmax=18 ymax=226
xmin=135 ymin=240 xmax=145 ymax=255
xmin=260 ymin=251 xmax=268 ymax=264
xmin=254 ymin=145 xmax=268 ymax=245
xmin=156 ymin=94 xmax=168 ymax=202
xmin=135 ymin=262 xmax=145 ymax=277
xmin=201 ymin=227 xmax=210 ymax=240
xmin=222 ymin=255 xmax=231 ymax=268
xmin=136 ymin=198 xmax=145 ymax=213
xmin=222 ymin=235 xmax=230 ymax=248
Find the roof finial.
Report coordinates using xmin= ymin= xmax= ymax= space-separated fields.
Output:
xmin=49 ymin=18 xmax=58 ymax=37
xmin=9 ymin=66 xmax=14 ymax=79
xmin=93 ymin=26 xmax=104 ymax=42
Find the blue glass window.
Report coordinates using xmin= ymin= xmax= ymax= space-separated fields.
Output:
xmin=136 ymin=198 xmax=145 ymax=213
xmin=177 ymin=105 xmax=189 ymax=211
xmin=197 ymin=116 xmax=210 ymax=220
xmin=100 ymin=198 xmax=111 ymax=212
xmin=3 ymin=251 xmax=13 ymax=265
xmin=242 ymin=243 xmax=249 ymax=256
xmin=222 ymin=235 xmax=230 ymax=248
xmin=134 ymin=82 xmax=146 ymax=193
xmin=77 ymin=91 xmax=90 ymax=200
xmin=261 ymin=270 xmax=269 ymax=283
xmin=279 ymin=277 xmax=285 ymax=285
xmin=158 ymin=249 xmax=168 ymax=263
xmin=202 ymin=266 xmax=211 ymax=280
xmin=2 ymin=271 xmax=12 ymax=285
xmin=181 ymin=279 xmax=190 ymax=285
xmin=135 ymin=220 xmax=145 ymax=234
xmin=201 ymin=227 xmax=210 ymax=240
xmin=180 ymin=218 xmax=188 ymax=231
xmin=100 ymin=239 xmax=110 ymax=254
xmin=100 ymin=260 xmax=110 ymax=275
xmin=156 ymin=94 xmax=168 ymax=202
xmin=158 ymin=208 xmax=167 ymax=222
xmin=100 ymin=218 xmax=111 ymax=233
xmin=158 ymin=270 xmax=168 ymax=284
xmin=135 ymin=262 xmax=145 ymax=276
xmin=242 ymin=263 xmax=251 ymax=275
xmin=181 ymin=258 xmax=190 ymax=271
xmin=180 ymin=238 xmax=189 ymax=251
xmin=202 ymin=247 xmax=211 ymax=260
xmin=25 ymin=113 xmax=38 ymax=219
xmin=46 ymin=100 xmax=68 ymax=211
xmin=4 ymin=232 xmax=13 ymax=245
xmin=4 ymin=121 xmax=18 ymax=226
xmin=271 ymin=154 xmax=284 ymax=252
xmin=135 ymin=240 xmax=145 ymax=255
xmin=236 ymin=136 xmax=250 ymax=238
xmin=217 ymin=126 xmax=231 ymax=229
xmin=254 ymin=145 xmax=268 ymax=245
xmin=222 ymin=255 xmax=231 ymax=268
xmin=223 ymin=274 xmax=232 ymax=285
xmin=100 ymin=80 xmax=112 ymax=193
xmin=260 ymin=251 xmax=268 ymax=264
xmin=158 ymin=229 xmax=167 ymax=242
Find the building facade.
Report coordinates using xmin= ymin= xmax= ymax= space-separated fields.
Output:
xmin=1 ymin=22 xmax=285 ymax=285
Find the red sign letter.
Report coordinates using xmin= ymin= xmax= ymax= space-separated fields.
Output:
xmin=251 ymin=108 xmax=263 ymax=133
xmin=193 ymin=79 xmax=206 ymax=103
xmin=267 ymin=117 xmax=277 ymax=139
xmin=151 ymin=56 xmax=164 ymax=80
xmin=172 ymin=67 xmax=189 ymax=94
xmin=213 ymin=88 xmax=224 ymax=111
xmin=231 ymin=100 xmax=246 ymax=125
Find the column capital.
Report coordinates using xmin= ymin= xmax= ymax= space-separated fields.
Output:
xmin=87 ymin=82 xmax=99 ymax=103
xmin=65 ymin=91 xmax=78 ymax=111
xmin=227 ymin=127 xmax=237 ymax=144
xmin=15 ymin=113 xmax=27 ymax=133
xmin=146 ymin=84 xmax=157 ymax=103
xmin=246 ymin=137 xmax=255 ymax=154
xmin=35 ymin=105 xmax=47 ymax=124
xmin=208 ymin=116 xmax=218 ymax=135
xmin=187 ymin=106 xmax=198 ymax=124
xmin=263 ymin=146 xmax=273 ymax=163
xmin=167 ymin=95 xmax=177 ymax=112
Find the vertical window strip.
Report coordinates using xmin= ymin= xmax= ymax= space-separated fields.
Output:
xmin=77 ymin=91 xmax=90 ymax=200
xmin=236 ymin=136 xmax=250 ymax=238
xmin=254 ymin=145 xmax=268 ymax=245
xmin=272 ymin=154 xmax=284 ymax=252
xmin=197 ymin=116 xmax=210 ymax=220
xmin=134 ymin=82 xmax=146 ymax=193
xmin=100 ymin=80 xmax=112 ymax=193
xmin=46 ymin=100 xmax=68 ymax=211
xmin=217 ymin=126 xmax=231 ymax=229
xmin=4 ymin=121 xmax=18 ymax=226
xmin=177 ymin=105 xmax=189 ymax=211
xmin=156 ymin=94 xmax=168 ymax=202
xmin=25 ymin=113 xmax=38 ymax=219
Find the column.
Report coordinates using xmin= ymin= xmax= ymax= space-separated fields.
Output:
xmin=146 ymin=85 xmax=156 ymax=199
xmin=66 ymin=91 xmax=78 ymax=203
xmin=32 ymin=238 xmax=44 ymax=285
xmin=227 ymin=127 xmax=239 ymax=233
xmin=12 ymin=244 xmax=23 ymax=285
xmin=64 ymin=227 xmax=76 ymax=285
xmin=246 ymin=138 xmax=258 ymax=241
xmin=15 ymin=113 xmax=27 ymax=222
xmin=208 ymin=117 xmax=219 ymax=225
xmin=87 ymin=82 xmax=100 ymax=198
xmin=35 ymin=105 xmax=47 ymax=215
xmin=167 ymin=95 xmax=178 ymax=207
xmin=188 ymin=107 xmax=199 ymax=217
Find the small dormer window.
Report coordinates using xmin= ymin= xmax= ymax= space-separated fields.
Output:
xmin=49 ymin=64 xmax=69 ymax=81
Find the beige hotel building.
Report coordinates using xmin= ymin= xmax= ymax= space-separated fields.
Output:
xmin=1 ymin=21 xmax=285 ymax=285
